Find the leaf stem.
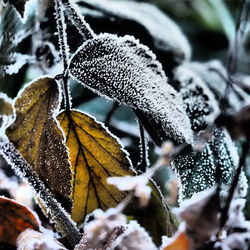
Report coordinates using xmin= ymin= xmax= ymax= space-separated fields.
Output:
xmin=137 ymin=122 xmax=148 ymax=173
xmin=0 ymin=135 xmax=82 ymax=247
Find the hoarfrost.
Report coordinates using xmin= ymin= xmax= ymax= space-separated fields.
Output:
xmin=114 ymin=220 xmax=157 ymax=250
xmin=174 ymin=65 xmax=219 ymax=132
xmin=78 ymin=0 xmax=191 ymax=64
xmin=173 ymin=128 xmax=247 ymax=200
xmin=185 ymin=60 xmax=244 ymax=110
xmin=69 ymin=33 xmax=193 ymax=144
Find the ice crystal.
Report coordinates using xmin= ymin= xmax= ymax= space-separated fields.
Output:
xmin=185 ymin=60 xmax=244 ymax=110
xmin=173 ymin=128 xmax=247 ymax=200
xmin=174 ymin=65 xmax=219 ymax=132
xmin=78 ymin=0 xmax=191 ymax=65
xmin=69 ymin=33 xmax=193 ymax=144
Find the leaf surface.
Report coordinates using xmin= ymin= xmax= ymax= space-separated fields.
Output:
xmin=0 ymin=196 xmax=40 ymax=246
xmin=57 ymin=110 xmax=134 ymax=223
xmin=69 ymin=33 xmax=193 ymax=145
xmin=6 ymin=77 xmax=72 ymax=209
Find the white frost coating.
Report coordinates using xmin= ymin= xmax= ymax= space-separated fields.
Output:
xmin=0 ymin=93 xmax=15 ymax=132
xmin=114 ymin=220 xmax=157 ymax=250
xmin=69 ymin=33 xmax=193 ymax=144
xmin=108 ymin=174 xmax=151 ymax=207
xmin=80 ymin=0 xmax=191 ymax=61
xmin=4 ymin=53 xmax=31 ymax=75
xmin=174 ymin=65 xmax=219 ymax=131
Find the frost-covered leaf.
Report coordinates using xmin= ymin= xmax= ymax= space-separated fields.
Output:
xmin=0 ymin=196 xmax=40 ymax=246
xmin=173 ymin=128 xmax=247 ymax=200
xmin=6 ymin=77 xmax=72 ymax=210
xmin=57 ymin=110 xmax=134 ymax=224
xmin=185 ymin=60 xmax=245 ymax=111
xmin=69 ymin=33 xmax=193 ymax=145
xmin=0 ymin=4 xmax=32 ymax=76
xmin=3 ymin=0 xmax=30 ymax=18
xmin=17 ymin=229 xmax=67 ymax=250
xmin=77 ymin=0 xmax=191 ymax=71
xmin=174 ymin=65 xmax=219 ymax=132
xmin=0 ymin=93 xmax=15 ymax=130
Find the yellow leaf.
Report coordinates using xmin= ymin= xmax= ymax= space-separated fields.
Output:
xmin=57 ymin=110 xmax=134 ymax=223
xmin=6 ymin=77 xmax=72 ymax=209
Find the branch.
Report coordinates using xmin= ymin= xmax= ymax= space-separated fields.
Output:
xmin=0 ymin=135 xmax=82 ymax=247
xmin=62 ymin=0 xmax=95 ymax=40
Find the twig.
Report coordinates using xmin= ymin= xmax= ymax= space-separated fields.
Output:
xmin=54 ymin=0 xmax=71 ymax=111
xmin=220 ymin=140 xmax=250 ymax=229
xmin=105 ymin=102 xmax=119 ymax=126
xmin=62 ymin=0 xmax=95 ymax=40
xmin=137 ymin=122 xmax=148 ymax=173
xmin=0 ymin=135 xmax=82 ymax=247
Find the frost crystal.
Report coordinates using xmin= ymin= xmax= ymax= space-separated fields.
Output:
xmin=173 ymin=128 xmax=247 ymax=200
xmin=174 ymin=65 xmax=219 ymax=132
xmin=69 ymin=33 xmax=193 ymax=144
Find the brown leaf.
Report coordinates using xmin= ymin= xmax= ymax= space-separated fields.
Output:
xmin=6 ymin=77 xmax=72 ymax=210
xmin=0 ymin=196 xmax=40 ymax=246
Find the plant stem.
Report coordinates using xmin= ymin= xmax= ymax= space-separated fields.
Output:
xmin=0 ymin=135 xmax=82 ymax=247
xmin=54 ymin=0 xmax=71 ymax=111
xmin=62 ymin=0 xmax=95 ymax=39
xmin=137 ymin=122 xmax=148 ymax=173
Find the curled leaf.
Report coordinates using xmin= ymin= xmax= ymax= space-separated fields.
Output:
xmin=0 ymin=196 xmax=40 ymax=246
xmin=69 ymin=33 xmax=193 ymax=145
xmin=57 ymin=110 xmax=134 ymax=223
xmin=6 ymin=77 xmax=72 ymax=210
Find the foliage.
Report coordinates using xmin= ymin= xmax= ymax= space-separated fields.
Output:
xmin=0 ymin=0 xmax=250 ymax=249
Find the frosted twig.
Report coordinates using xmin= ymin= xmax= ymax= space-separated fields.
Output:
xmin=62 ymin=0 xmax=95 ymax=40
xmin=0 ymin=135 xmax=82 ymax=247
xmin=54 ymin=0 xmax=71 ymax=111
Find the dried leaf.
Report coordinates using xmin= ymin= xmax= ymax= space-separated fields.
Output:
xmin=69 ymin=33 xmax=193 ymax=145
xmin=6 ymin=77 xmax=72 ymax=210
xmin=0 ymin=196 xmax=40 ymax=246
xmin=17 ymin=229 xmax=67 ymax=250
xmin=57 ymin=110 xmax=134 ymax=223
xmin=162 ymin=232 xmax=191 ymax=250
